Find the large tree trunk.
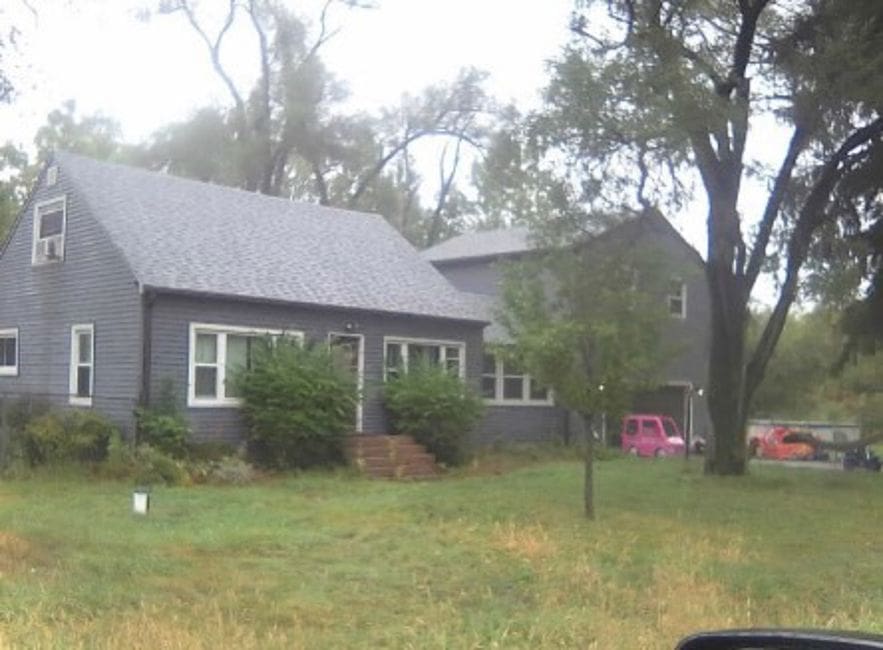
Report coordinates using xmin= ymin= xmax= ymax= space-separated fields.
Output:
xmin=704 ymin=332 xmax=748 ymax=475
xmin=704 ymin=195 xmax=750 ymax=476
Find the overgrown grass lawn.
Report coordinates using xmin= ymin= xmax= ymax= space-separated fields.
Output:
xmin=1 ymin=458 xmax=882 ymax=648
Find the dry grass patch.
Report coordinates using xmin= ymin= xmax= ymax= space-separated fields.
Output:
xmin=0 ymin=531 xmax=38 ymax=575
xmin=490 ymin=521 xmax=557 ymax=562
xmin=0 ymin=602 xmax=307 ymax=650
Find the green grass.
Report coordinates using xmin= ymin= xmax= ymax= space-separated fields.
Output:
xmin=1 ymin=457 xmax=882 ymax=649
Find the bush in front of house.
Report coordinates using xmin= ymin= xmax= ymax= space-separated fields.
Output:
xmin=236 ymin=338 xmax=358 ymax=470
xmin=135 ymin=408 xmax=191 ymax=459
xmin=19 ymin=410 xmax=115 ymax=466
xmin=100 ymin=434 xmax=190 ymax=485
xmin=383 ymin=362 xmax=484 ymax=466
xmin=135 ymin=378 xmax=192 ymax=459
xmin=1 ymin=396 xmax=51 ymax=467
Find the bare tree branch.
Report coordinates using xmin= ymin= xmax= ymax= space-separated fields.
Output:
xmin=426 ymin=136 xmax=465 ymax=246
xmin=745 ymin=117 xmax=883 ymax=402
xmin=347 ymin=126 xmax=483 ymax=209
xmin=311 ymin=159 xmax=330 ymax=205
xmin=304 ymin=0 xmax=340 ymax=64
xmin=743 ymin=125 xmax=809 ymax=292
xmin=176 ymin=0 xmax=244 ymax=112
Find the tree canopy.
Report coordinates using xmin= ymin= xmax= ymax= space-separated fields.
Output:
xmin=526 ymin=0 xmax=883 ymax=474
xmin=500 ymin=222 xmax=676 ymax=517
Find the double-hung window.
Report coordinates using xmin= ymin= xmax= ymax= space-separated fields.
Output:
xmin=70 ymin=324 xmax=94 ymax=406
xmin=32 ymin=197 xmax=66 ymax=265
xmin=482 ymin=349 xmax=553 ymax=405
xmin=188 ymin=323 xmax=303 ymax=407
xmin=668 ymin=280 xmax=687 ymax=319
xmin=0 ymin=328 xmax=18 ymax=376
xmin=384 ymin=338 xmax=465 ymax=380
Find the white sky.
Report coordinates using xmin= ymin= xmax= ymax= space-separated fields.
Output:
xmin=0 ymin=0 xmax=789 ymax=297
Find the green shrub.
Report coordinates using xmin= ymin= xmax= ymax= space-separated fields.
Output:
xmin=100 ymin=432 xmax=138 ymax=480
xmin=189 ymin=455 xmax=257 ymax=485
xmin=135 ymin=379 xmax=191 ymax=458
xmin=189 ymin=441 xmax=238 ymax=462
xmin=65 ymin=411 xmax=115 ymax=462
xmin=98 ymin=435 xmax=189 ymax=485
xmin=1 ymin=397 xmax=52 ymax=467
xmin=237 ymin=338 xmax=358 ymax=470
xmin=135 ymin=408 xmax=190 ymax=459
xmin=384 ymin=362 xmax=483 ymax=466
xmin=19 ymin=413 xmax=65 ymax=466
xmin=20 ymin=410 xmax=115 ymax=466
xmin=2 ymin=396 xmax=52 ymax=435
xmin=132 ymin=445 xmax=189 ymax=486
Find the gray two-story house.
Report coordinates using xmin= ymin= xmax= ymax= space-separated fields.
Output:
xmin=0 ymin=153 xmax=486 ymax=443
xmin=421 ymin=213 xmax=712 ymax=446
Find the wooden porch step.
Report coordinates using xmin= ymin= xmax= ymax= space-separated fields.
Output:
xmin=346 ymin=434 xmax=442 ymax=480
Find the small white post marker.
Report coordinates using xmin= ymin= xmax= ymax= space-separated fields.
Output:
xmin=132 ymin=487 xmax=150 ymax=515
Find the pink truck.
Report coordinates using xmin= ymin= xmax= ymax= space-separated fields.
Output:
xmin=620 ymin=414 xmax=686 ymax=457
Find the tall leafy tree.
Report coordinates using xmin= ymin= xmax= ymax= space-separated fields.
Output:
xmin=0 ymin=102 xmax=128 ymax=242
xmin=532 ymin=0 xmax=883 ymax=474
xmin=149 ymin=1 xmax=491 ymax=243
xmin=500 ymin=223 xmax=673 ymax=518
xmin=0 ymin=144 xmax=28 ymax=242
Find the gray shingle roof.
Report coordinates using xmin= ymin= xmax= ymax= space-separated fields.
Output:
xmin=459 ymin=292 xmax=510 ymax=343
xmin=420 ymin=227 xmax=533 ymax=263
xmin=55 ymin=152 xmax=484 ymax=323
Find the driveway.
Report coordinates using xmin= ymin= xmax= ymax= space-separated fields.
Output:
xmin=751 ymin=458 xmax=842 ymax=471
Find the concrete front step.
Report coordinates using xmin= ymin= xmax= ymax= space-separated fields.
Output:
xmin=346 ymin=434 xmax=442 ymax=480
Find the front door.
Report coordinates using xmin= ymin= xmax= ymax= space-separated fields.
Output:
xmin=329 ymin=333 xmax=364 ymax=432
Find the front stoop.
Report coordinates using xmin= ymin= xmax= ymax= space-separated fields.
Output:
xmin=345 ymin=434 xmax=442 ymax=480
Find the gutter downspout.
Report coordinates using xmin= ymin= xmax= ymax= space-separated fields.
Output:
xmin=139 ymin=287 xmax=155 ymax=440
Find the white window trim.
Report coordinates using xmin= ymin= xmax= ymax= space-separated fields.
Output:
xmin=483 ymin=355 xmax=554 ymax=407
xmin=382 ymin=336 xmax=466 ymax=380
xmin=0 ymin=327 xmax=19 ymax=377
xmin=669 ymin=281 xmax=687 ymax=319
xmin=328 ymin=332 xmax=365 ymax=433
xmin=32 ymin=196 xmax=67 ymax=266
xmin=187 ymin=322 xmax=303 ymax=408
xmin=69 ymin=323 xmax=94 ymax=407
xmin=46 ymin=165 xmax=58 ymax=187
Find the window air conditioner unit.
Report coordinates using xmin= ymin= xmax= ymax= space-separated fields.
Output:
xmin=36 ymin=236 xmax=63 ymax=262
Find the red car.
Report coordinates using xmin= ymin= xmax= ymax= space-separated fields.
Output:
xmin=749 ymin=427 xmax=825 ymax=460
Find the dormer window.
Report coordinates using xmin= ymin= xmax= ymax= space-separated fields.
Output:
xmin=668 ymin=280 xmax=687 ymax=318
xmin=32 ymin=197 xmax=66 ymax=265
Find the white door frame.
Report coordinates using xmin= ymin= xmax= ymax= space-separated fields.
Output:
xmin=328 ymin=332 xmax=365 ymax=433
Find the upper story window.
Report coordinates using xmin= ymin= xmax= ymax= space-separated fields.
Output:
xmin=46 ymin=165 xmax=59 ymax=187
xmin=0 ymin=328 xmax=19 ymax=376
xmin=668 ymin=280 xmax=687 ymax=319
xmin=188 ymin=323 xmax=303 ymax=407
xmin=384 ymin=338 xmax=465 ymax=381
xmin=32 ymin=197 xmax=67 ymax=265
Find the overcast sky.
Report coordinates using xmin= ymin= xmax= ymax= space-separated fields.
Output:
xmin=0 ymin=0 xmax=790 ymax=282
xmin=1 ymin=0 xmax=572 ymax=140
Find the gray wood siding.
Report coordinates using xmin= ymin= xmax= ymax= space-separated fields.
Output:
xmin=433 ymin=220 xmax=712 ymax=441
xmin=433 ymin=259 xmax=503 ymax=295
xmin=147 ymin=293 xmax=484 ymax=444
xmin=0 ymin=167 xmax=143 ymax=433
xmin=476 ymin=405 xmax=568 ymax=446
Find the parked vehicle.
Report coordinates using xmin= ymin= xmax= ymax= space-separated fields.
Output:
xmin=842 ymin=446 xmax=882 ymax=472
xmin=749 ymin=427 xmax=829 ymax=461
xmin=621 ymin=414 xmax=685 ymax=457
xmin=677 ymin=628 xmax=883 ymax=649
